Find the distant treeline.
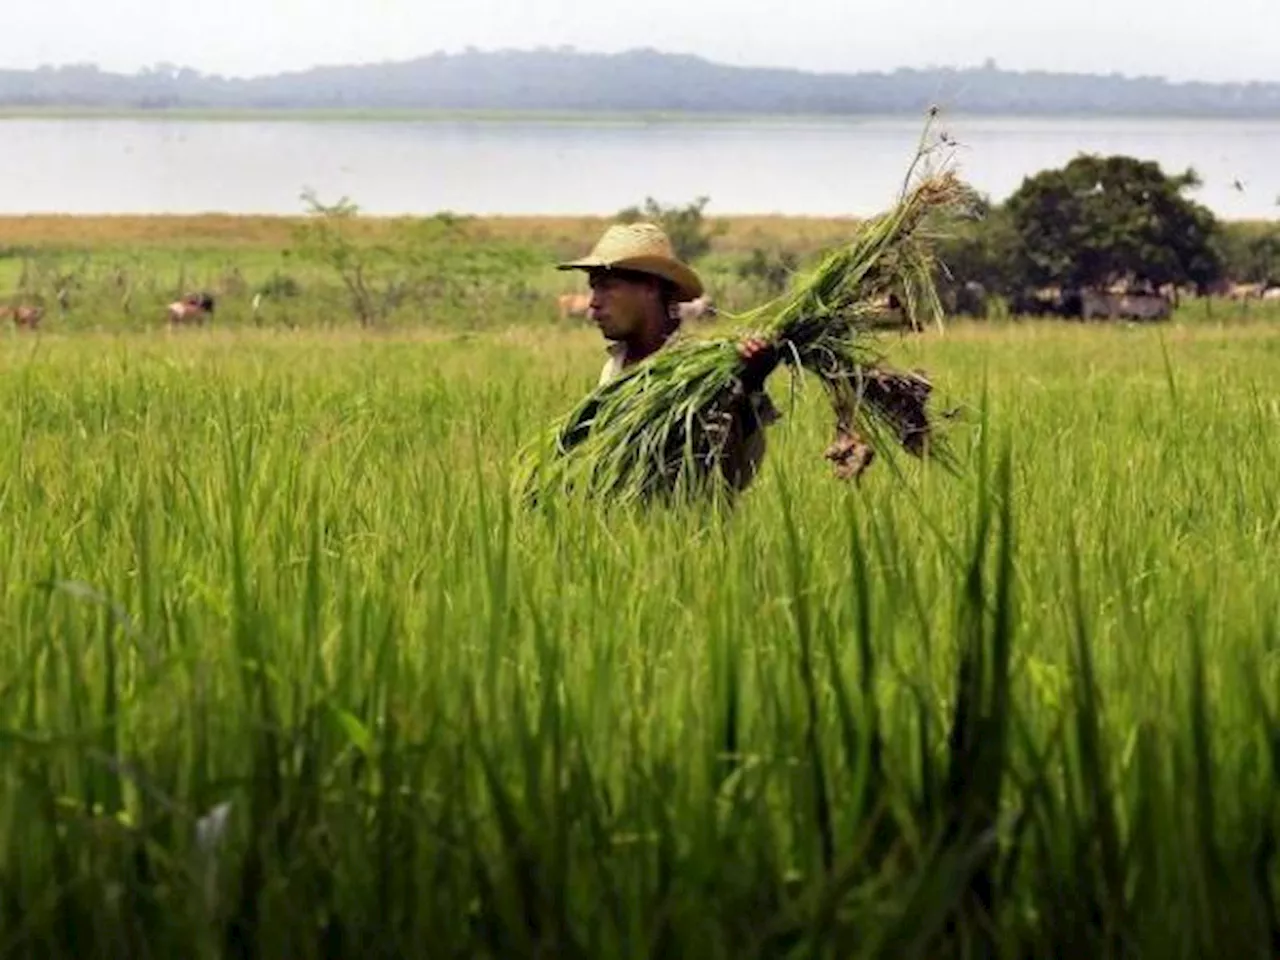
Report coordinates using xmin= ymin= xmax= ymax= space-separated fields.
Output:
xmin=933 ymin=210 xmax=1280 ymax=297
xmin=3 ymin=48 xmax=1280 ymax=117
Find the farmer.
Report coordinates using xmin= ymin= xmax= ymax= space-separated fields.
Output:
xmin=558 ymin=222 xmax=781 ymax=494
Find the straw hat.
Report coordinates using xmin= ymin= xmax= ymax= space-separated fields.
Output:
xmin=557 ymin=222 xmax=704 ymax=302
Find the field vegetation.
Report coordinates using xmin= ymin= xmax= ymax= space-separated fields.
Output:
xmin=0 ymin=193 xmax=1279 ymax=955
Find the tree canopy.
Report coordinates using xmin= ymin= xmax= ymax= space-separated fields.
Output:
xmin=1004 ymin=155 xmax=1223 ymax=292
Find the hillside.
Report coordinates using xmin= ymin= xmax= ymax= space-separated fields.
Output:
xmin=3 ymin=48 xmax=1280 ymax=117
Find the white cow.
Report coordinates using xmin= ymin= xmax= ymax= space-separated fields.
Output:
xmin=676 ymin=295 xmax=716 ymax=323
xmin=167 ymin=293 xmax=215 ymax=326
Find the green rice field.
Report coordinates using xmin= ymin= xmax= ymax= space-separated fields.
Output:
xmin=1 ymin=308 xmax=1278 ymax=956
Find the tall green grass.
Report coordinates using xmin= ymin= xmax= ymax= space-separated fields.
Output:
xmin=0 ymin=321 xmax=1277 ymax=957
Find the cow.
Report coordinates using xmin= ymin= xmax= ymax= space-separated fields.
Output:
xmin=1228 ymin=282 xmax=1266 ymax=301
xmin=557 ymin=292 xmax=591 ymax=321
xmin=1120 ymin=293 xmax=1173 ymax=322
xmin=1080 ymin=289 xmax=1172 ymax=322
xmin=1011 ymin=289 xmax=1070 ymax=318
xmin=952 ymin=281 xmax=989 ymax=318
xmin=167 ymin=292 xmax=215 ymax=326
xmin=676 ymin=295 xmax=717 ymax=323
xmin=1 ymin=305 xmax=43 ymax=330
xmin=1262 ymin=286 xmax=1280 ymax=301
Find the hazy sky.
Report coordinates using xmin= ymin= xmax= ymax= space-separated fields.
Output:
xmin=2 ymin=0 xmax=1276 ymax=84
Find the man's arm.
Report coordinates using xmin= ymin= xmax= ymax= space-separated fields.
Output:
xmin=737 ymin=336 xmax=780 ymax=394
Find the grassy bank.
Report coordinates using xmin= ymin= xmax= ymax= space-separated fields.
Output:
xmin=4 ymin=213 xmax=1280 ymax=335
xmin=0 ymin=212 xmax=860 ymax=255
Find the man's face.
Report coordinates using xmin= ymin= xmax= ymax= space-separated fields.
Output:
xmin=587 ymin=269 xmax=660 ymax=341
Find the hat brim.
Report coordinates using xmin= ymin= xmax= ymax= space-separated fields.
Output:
xmin=557 ymin=254 xmax=704 ymax=303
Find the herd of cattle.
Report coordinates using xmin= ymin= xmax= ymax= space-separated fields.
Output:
xmin=993 ymin=281 xmax=1280 ymax=322
xmin=0 ymin=292 xmax=218 ymax=331
xmin=1 ymin=293 xmax=217 ymax=330
xmin=555 ymin=276 xmax=1280 ymax=329
xmin=4 ymin=280 xmax=1279 ymax=333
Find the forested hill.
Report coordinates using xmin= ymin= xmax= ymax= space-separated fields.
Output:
xmin=3 ymin=48 xmax=1279 ymax=117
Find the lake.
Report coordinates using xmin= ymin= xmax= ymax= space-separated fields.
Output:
xmin=1 ymin=114 xmax=1278 ymax=219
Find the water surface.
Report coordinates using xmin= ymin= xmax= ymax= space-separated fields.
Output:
xmin=0 ymin=115 xmax=1275 ymax=218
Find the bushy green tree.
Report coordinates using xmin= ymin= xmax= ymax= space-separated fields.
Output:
xmin=735 ymin=247 xmax=800 ymax=295
xmin=1004 ymin=154 xmax=1223 ymax=292
xmin=292 ymin=192 xmax=540 ymax=327
xmin=617 ymin=196 xmax=725 ymax=262
xmin=1216 ymin=223 xmax=1280 ymax=286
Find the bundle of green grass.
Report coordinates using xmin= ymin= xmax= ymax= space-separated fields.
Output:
xmin=516 ymin=155 xmax=971 ymax=506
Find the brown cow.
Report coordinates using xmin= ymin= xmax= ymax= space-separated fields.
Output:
xmin=557 ymin=292 xmax=591 ymax=321
xmin=1 ymin=305 xmax=43 ymax=330
xmin=167 ymin=292 xmax=215 ymax=326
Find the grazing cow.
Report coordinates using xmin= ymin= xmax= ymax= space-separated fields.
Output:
xmin=1228 ymin=282 xmax=1266 ymax=301
xmin=1081 ymin=289 xmax=1172 ymax=322
xmin=557 ymin=292 xmax=591 ymax=321
xmin=1012 ymin=288 xmax=1070 ymax=318
xmin=1 ymin=305 xmax=43 ymax=330
xmin=951 ymin=280 xmax=989 ymax=318
xmin=676 ymin=295 xmax=717 ymax=323
xmin=1262 ymin=286 xmax=1280 ymax=301
xmin=1120 ymin=293 xmax=1173 ymax=322
xmin=167 ymin=292 xmax=215 ymax=326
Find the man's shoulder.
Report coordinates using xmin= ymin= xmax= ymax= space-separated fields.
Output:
xmin=599 ymin=342 xmax=626 ymax=386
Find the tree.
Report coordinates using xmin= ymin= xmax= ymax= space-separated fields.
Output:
xmin=1217 ymin=223 xmax=1280 ymax=286
xmin=935 ymin=203 xmax=1022 ymax=297
xmin=616 ymin=196 xmax=725 ymax=263
xmin=292 ymin=191 xmax=542 ymax=328
xmin=735 ymin=247 xmax=799 ymax=295
xmin=1004 ymin=154 xmax=1223 ymax=292
xmin=292 ymin=190 xmax=402 ymax=327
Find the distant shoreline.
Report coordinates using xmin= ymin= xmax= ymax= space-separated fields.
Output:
xmin=2 ymin=105 xmax=1280 ymax=124
xmin=0 ymin=211 xmax=1270 ymax=254
xmin=0 ymin=106 xmax=859 ymax=124
xmin=5 ymin=49 xmax=1279 ymax=125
